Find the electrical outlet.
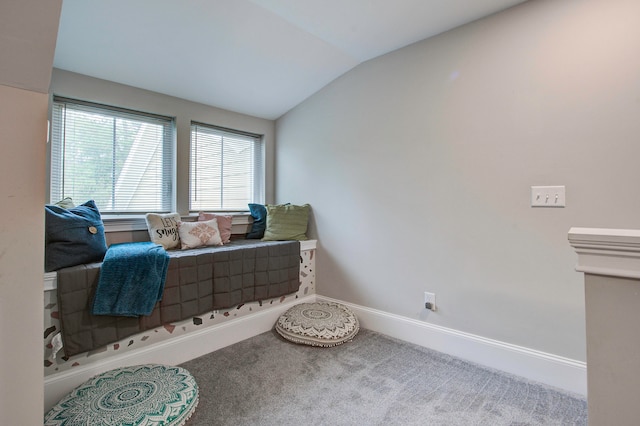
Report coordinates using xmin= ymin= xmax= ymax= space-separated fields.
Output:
xmin=424 ymin=292 xmax=436 ymax=311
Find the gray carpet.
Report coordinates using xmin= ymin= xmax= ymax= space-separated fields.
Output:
xmin=180 ymin=329 xmax=587 ymax=425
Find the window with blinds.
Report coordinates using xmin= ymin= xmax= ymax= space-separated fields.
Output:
xmin=190 ymin=122 xmax=264 ymax=211
xmin=50 ymin=97 xmax=174 ymax=213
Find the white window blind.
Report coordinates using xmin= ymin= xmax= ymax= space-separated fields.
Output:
xmin=50 ymin=97 xmax=174 ymax=213
xmin=190 ymin=122 xmax=264 ymax=211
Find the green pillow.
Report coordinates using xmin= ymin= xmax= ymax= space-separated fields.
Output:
xmin=55 ymin=197 xmax=75 ymax=209
xmin=262 ymin=204 xmax=310 ymax=241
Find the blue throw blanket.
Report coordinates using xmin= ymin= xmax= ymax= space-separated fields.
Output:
xmin=92 ymin=242 xmax=170 ymax=317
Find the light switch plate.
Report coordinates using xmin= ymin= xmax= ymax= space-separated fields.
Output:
xmin=531 ymin=186 xmax=565 ymax=207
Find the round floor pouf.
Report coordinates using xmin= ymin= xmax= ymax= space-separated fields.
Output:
xmin=275 ymin=302 xmax=359 ymax=347
xmin=44 ymin=364 xmax=198 ymax=426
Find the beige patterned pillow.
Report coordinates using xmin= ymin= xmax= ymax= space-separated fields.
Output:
xmin=178 ymin=218 xmax=223 ymax=249
xmin=145 ymin=213 xmax=181 ymax=250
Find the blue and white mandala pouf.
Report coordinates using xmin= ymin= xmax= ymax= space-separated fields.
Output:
xmin=276 ymin=302 xmax=359 ymax=347
xmin=44 ymin=364 xmax=199 ymax=426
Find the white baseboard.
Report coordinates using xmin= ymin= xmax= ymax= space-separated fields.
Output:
xmin=317 ymin=295 xmax=587 ymax=396
xmin=45 ymin=293 xmax=586 ymax=412
xmin=44 ymin=294 xmax=317 ymax=411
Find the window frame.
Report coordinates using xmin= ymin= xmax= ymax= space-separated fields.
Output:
xmin=49 ymin=96 xmax=176 ymax=215
xmin=189 ymin=121 xmax=265 ymax=213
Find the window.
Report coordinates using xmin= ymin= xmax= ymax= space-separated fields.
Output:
xmin=190 ymin=122 xmax=264 ymax=211
xmin=50 ymin=97 xmax=174 ymax=214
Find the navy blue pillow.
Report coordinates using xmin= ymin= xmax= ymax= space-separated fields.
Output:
xmin=45 ymin=200 xmax=108 ymax=272
xmin=246 ymin=203 xmax=267 ymax=239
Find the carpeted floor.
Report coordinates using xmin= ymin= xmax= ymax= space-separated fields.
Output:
xmin=180 ymin=329 xmax=587 ymax=425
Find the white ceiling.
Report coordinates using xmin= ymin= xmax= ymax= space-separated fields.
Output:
xmin=54 ymin=0 xmax=527 ymax=120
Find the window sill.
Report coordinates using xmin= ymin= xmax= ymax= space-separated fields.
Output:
xmin=101 ymin=212 xmax=252 ymax=233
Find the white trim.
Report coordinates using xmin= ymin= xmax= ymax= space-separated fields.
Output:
xmin=44 ymin=272 xmax=57 ymax=291
xmin=569 ymin=227 xmax=640 ymax=279
xmin=316 ymin=295 xmax=587 ymax=396
xmin=45 ymin=292 xmax=585 ymax=411
xmin=300 ymin=239 xmax=317 ymax=251
xmin=568 ymin=227 xmax=640 ymax=243
xmin=101 ymin=212 xmax=254 ymax=233
xmin=44 ymin=294 xmax=317 ymax=411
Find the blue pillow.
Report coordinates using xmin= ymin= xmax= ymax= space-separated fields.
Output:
xmin=45 ymin=200 xmax=108 ymax=272
xmin=246 ymin=203 xmax=267 ymax=239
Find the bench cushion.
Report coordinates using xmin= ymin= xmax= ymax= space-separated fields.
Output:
xmin=56 ymin=240 xmax=301 ymax=357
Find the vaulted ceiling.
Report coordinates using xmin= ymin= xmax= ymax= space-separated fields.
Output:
xmin=53 ymin=0 xmax=527 ymax=120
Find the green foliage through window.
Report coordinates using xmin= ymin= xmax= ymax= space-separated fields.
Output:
xmin=50 ymin=97 xmax=174 ymax=213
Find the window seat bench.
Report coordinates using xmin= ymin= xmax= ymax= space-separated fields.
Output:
xmin=50 ymin=239 xmax=304 ymax=358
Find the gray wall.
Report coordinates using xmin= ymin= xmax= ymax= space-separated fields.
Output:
xmin=50 ymin=69 xmax=277 ymax=212
xmin=275 ymin=0 xmax=640 ymax=361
